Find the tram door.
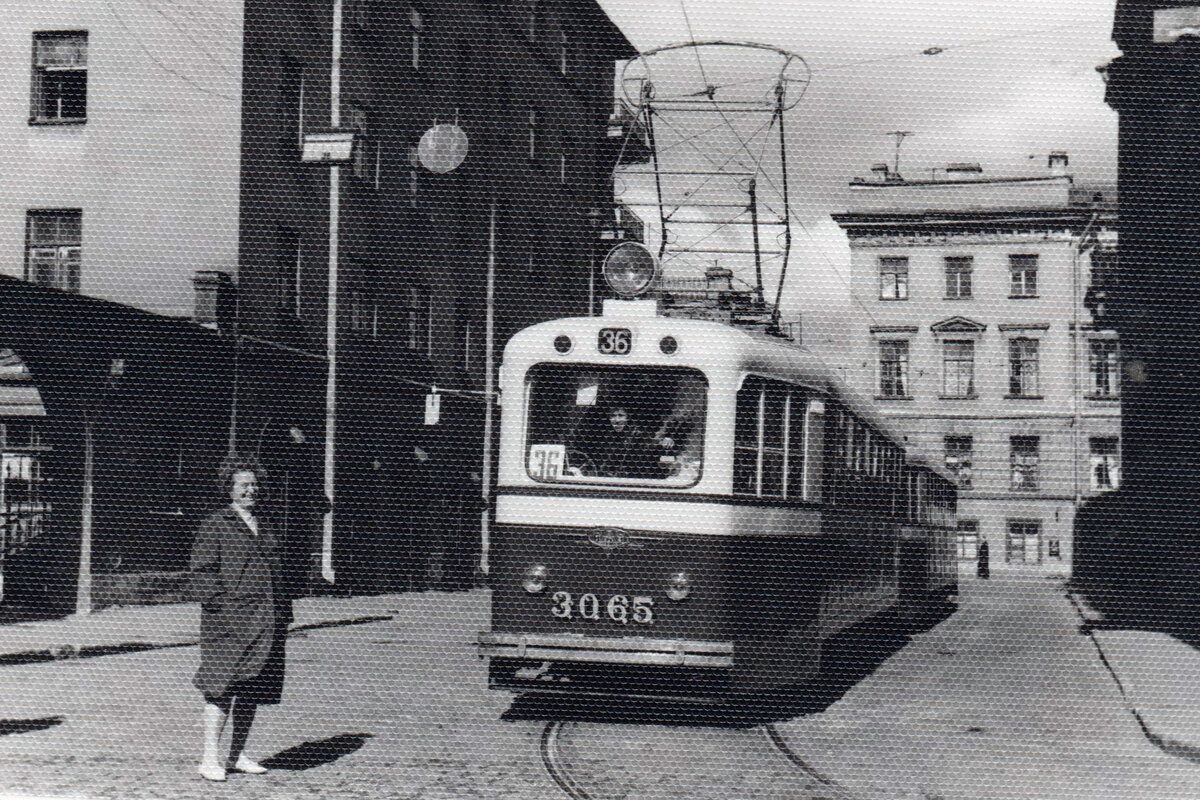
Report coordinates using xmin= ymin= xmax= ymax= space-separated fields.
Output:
xmin=1005 ymin=519 xmax=1042 ymax=564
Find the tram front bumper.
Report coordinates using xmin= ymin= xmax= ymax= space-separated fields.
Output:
xmin=477 ymin=632 xmax=734 ymax=668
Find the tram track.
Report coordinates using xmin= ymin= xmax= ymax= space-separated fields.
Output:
xmin=762 ymin=723 xmax=861 ymax=800
xmin=539 ymin=718 xmax=861 ymax=800
xmin=541 ymin=721 xmax=595 ymax=800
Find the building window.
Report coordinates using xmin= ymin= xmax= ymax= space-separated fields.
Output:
xmin=1010 ymin=435 xmax=1040 ymax=491
xmin=944 ymin=436 xmax=973 ymax=489
xmin=528 ymin=110 xmax=540 ymax=161
xmin=1047 ymin=537 xmax=1062 ymax=560
xmin=276 ymin=227 xmax=301 ymax=316
xmin=1008 ymin=337 xmax=1040 ymax=397
xmin=407 ymin=146 xmax=420 ymax=207
xmin=879 ymin=257 xmax=909 ymax=300
xmin=942 ymin=340 xmax=975 ymax=398
xmin=26 ymin=210 xmax=82 ymax=292
xmin=1006 ymin=519 xmax=1042 ymax=564
xmin=944 ymin=256 xmax=973 ymax=299
xmin=1009 ymin=254 xmax=1039 ymax=298
xmin=402 ymin=285 xmax=432 ymax=354
xmin=1090 ymin=437 xmax=1120 ymax=491
xmin=2 ymin=420 xmax=52 ymax=547
xmin=559 ymin=29 xmax=570 ymax=74
xmin=409 ymin=6 xmax=424 ymax=71
xmin=280 ymin=55 xmax=305 ymax=153
xmin=350 ymin=288 xmax=379 ymax=339
xmin=878 ymin=341 xmax=910 ymax=398
xmin=344 ymin=104 xmax=375 ymax=184
xmin=31 ymin=32 xmax=88 ymax=123
xmin=1089 ymin=339 xmax=1119 ymax=398
xmin=957 ymin=520 xmax=979 ymax=560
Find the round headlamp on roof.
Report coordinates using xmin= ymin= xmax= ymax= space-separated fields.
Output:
xmin=602 ymin=242 xmax=659 ymax=299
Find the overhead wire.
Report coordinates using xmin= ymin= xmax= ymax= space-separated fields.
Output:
xmin=104 ymin=0 xmax=236 ymax=102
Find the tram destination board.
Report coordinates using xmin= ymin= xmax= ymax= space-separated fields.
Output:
xmin=598 ymin=327 xmax=632 ymax=355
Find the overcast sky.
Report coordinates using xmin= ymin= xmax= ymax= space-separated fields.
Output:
xmin=595 ymin=0 xmax=1120 ymax=347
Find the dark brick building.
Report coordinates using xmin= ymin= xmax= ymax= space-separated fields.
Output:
xmin=1075 ymin=2 xmax=1200 ymax=602
xmin=236 ymin=0 xmax=639 ymax=591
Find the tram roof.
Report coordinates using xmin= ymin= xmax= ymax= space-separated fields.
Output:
xmin=506 ymin=310 xmax=916 ymax=450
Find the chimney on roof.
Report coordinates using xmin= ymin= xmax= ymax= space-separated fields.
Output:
xmin=193 ymin=270 xmax=236 ymax=336
xmin=945 ymin=162 xmax=983 ymax=179
xmin=1049 ymin=151 xmax=1069 ymax=176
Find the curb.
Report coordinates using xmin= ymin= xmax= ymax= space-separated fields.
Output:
xmin=1064 ymin=589 xmax=1200 ymax=765
xmin=0 ymin=613 xmax=394 ymax=669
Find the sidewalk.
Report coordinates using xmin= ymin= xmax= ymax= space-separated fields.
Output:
xmin=0 ymin=592 xmax=403 ymax=666
xmin=1069 ymin=589 xmax=1200 ymax=762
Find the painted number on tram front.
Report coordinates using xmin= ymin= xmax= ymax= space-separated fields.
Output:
xmin=597 ymin=328 xmax=632 ymax=355
xmin=550 ymin=592 xmax=654 ymax=625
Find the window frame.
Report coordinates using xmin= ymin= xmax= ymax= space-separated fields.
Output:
xmin=409 ymin=6 xmax=424 ymax=71
xmin=944 ymin=256 xmax=973 ymax=300
xmin=1089 ymin=436 xmax=1120 ymax=491
xmin=25 ymin=209 xmax=83 ymax=293
xmin=30 ymin=31 xmax=88 ymax=125
xmin=944 ymin=435 xmax=973 ymax=489
xmin=941 ymin=340 xmax=976 ymax=398
xmin=1009 ymin=254 xmax=1039 ymax=298
xmin=1008 ymin=337 xmax=1041 ymax=398
xmin=879 ymin=256 xmax=909 ymax=301
xmin=1009 ymin=435 xmax=1040 ymax=492
xmin=1005 ymin=518 xmax=1043 ymax=564
xmin=956 ymin=520 xmax=979 ymax=560
xmin=1088 ymin=338 xmax=1120 ymax=398
xmin=878 ymin=340 xmax=910 ymax=399
xmin=275 ymin=226 xmax=302 ymax=317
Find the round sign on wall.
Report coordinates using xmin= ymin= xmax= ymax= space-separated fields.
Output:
xmin=417 ymin=123 xmax=470 ymax=174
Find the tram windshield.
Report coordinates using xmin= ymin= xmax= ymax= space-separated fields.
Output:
xmin=524 ymin=363 xmax=707 ymax=487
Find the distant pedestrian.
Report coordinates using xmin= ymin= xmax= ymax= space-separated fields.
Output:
xmin=190 ymin=457 xmax=290 ymax=782
xmin=977 ymin=539 xmax=991 ymax=579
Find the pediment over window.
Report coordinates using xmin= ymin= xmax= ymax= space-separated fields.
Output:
xmin=931 ymin=316 xmax=986 ymax=335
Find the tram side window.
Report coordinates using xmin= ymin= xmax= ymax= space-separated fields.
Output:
xmin=734 ymin=377 xmax=804 ymax=499
xmin=786 ymin=394 xmax=807 ymax=499
xmin=733 ymin=380 xmax=761 ymax=496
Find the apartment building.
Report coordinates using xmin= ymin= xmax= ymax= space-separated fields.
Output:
xmin=833 ymin=157 xmax=1119 ymax=576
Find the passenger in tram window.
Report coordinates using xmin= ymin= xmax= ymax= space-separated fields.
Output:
xmin=579 ymin=405 xmax=657 ymax=479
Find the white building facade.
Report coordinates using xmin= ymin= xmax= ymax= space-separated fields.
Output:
xmin=834 ymin=164 xmax=1119 ymax=576
xmin=0 ymin=2 xmax=242 ymax=317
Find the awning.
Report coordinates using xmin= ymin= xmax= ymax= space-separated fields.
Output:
xmin=0 ymin=350 xmax=46 ymax=418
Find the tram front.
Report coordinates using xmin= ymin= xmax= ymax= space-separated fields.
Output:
xmin=478 ymin=249 xmax=750 ymax=699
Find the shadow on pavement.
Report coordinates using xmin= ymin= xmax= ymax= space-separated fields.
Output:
xmin=262 ymin=733 xmax=373 ymax=771
xmin=502 ymin=607 xmax=928 ymax=728
xmin=1074 ymin=492 xmax=1200 ymax=648
xmin=0 ymin=716 xmax=64 ymax=736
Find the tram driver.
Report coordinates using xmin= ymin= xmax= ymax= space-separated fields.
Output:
xmin=568 ymin=405 xmax=658 ymax=479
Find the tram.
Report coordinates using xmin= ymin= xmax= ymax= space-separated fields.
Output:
xmin=477 ymin=259 xmax=957 ymax=700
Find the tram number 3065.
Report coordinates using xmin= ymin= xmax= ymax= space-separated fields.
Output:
xmin=551 ymin=591 xmax=654 ymax=625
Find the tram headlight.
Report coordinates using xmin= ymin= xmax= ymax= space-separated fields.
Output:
xmin=666 ymin=571 xmax=692 ymax=601
xmin=522 ymin=564 xmax=549 ymax=594
xmin=602 ymin=242 xmax=659 ymax=298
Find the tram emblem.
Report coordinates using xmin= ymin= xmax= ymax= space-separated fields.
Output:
xmin=588 ymin=527 xmax=642 ymax=550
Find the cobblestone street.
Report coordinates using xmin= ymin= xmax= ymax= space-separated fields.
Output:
xmin=4 ymin=581 xmax=1200 ymax=799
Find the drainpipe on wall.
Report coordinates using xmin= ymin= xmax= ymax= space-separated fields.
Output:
xmin=321 ymin=0 xmax=343 ymax=585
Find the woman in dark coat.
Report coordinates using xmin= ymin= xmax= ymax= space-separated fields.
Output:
xmin=191 ymin=457 xmax=290 ymax=782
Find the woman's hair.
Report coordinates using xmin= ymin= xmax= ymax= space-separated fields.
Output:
xmin=217 ymin=454 xmax=266 ymax=498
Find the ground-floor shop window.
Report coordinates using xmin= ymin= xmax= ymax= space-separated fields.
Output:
xmin=1006 ymin=519 xmax=1042 ymax=564
xmin=956 ymin=520 xmax=979 ymax=560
